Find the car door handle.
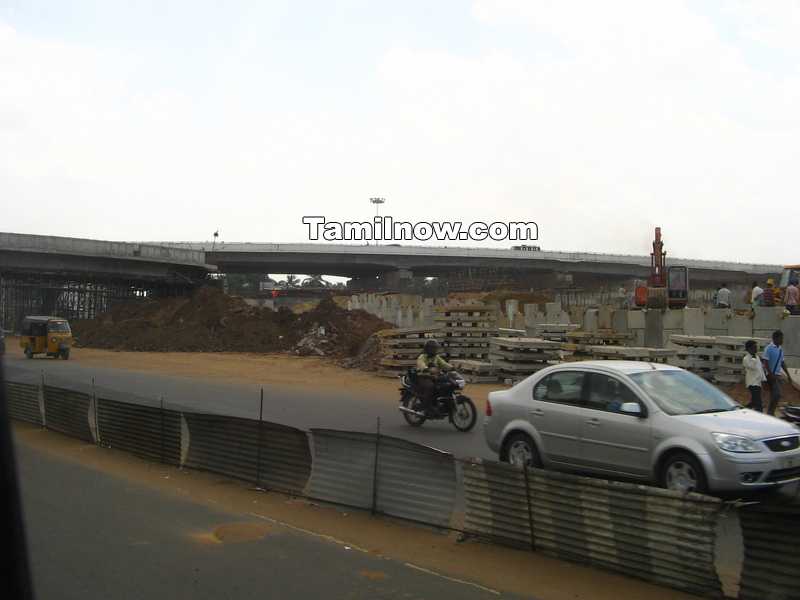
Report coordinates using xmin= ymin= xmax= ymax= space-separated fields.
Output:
xmin=586 ymin=418 xmax=600 ymax=426
xmin=530 ymin=409 xmax=545 ymax=417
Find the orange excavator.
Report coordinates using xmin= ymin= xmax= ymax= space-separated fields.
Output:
xmin=634 ymin=227 xmax=689 ymax=309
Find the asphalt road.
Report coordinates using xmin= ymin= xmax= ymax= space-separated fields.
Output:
xmin=15 ymin=440 xmax=517 ymax=600
xmin=3 ymin=354 xmax=495 ymax=459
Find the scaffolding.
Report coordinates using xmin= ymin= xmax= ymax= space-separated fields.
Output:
xmin=0 ymin=273 xmax=192 ymax=333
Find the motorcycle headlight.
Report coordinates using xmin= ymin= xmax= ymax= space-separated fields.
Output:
xmin=456 ymin=379 xmax=466 ymax=389
xmin=711 ymin=433 xmax=760 ymax=453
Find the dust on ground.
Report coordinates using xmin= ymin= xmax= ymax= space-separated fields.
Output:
xmin=12 ymin=422 xmax=697 ymax=600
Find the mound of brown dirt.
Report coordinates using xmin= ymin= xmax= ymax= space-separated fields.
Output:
xmin=72 ymin=288 xmax=391 ymax=357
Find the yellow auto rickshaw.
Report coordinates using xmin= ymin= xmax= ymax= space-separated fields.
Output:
xmin=19 ymin=316 xmax=73 ymax=359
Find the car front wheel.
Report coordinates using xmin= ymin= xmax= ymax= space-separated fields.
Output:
xmin=660 ymin=452 xmax=708 ymax=494
xmin=502 ymin=432 xmax=542 ymax=468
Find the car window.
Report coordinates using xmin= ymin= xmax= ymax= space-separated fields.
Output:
xmin=629 ymin=369 xmax=737 ymax=415
xmin=533 ymin=371 xmax=585 ymax=405
xmin=586 ymin=373 xmax=639 ymax=414
xmin=47 ymin=321 xmax=71 ymax=333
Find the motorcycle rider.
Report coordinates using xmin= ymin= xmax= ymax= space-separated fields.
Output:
xmin=415 ymin=340 xmax=453 ymax=416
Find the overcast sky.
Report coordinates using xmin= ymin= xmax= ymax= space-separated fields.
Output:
xmin=2 ymin=1 xmax=799 ymax=264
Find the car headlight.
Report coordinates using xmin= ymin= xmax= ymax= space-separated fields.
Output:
xmin=711 ymin=432 xmax=760 ymax=453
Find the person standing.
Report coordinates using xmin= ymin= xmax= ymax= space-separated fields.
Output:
xmin=763 ymin=330 xmax=795 ymax=415
xmin=750 ymin=281 xmax=763 ymax=308
xmin=715 ymin=283 xmax=731 ymax=308
xmin=743 ymin=340 xmax=766 ymax=412
xmin=760 ymin=279 xmax=776 ymax=307
xmin=785 ymin=279 xmax=799 ymax=315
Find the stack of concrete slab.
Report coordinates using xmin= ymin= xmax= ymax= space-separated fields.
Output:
xmin=564 ymin=329 xmax=635 ymax=354
xmin=376 ymin=326 xmax=443 ymax=377
xmin=489 ymin=337 xmax=561 ymax=383
xmin=587 ymin=345 xmax=676 ymax=363
xmin=713 ymin=336 xmax=770 ymax=385
xmin=669 ymin=335 xmax=720 ymax=380
xmin=450 ymin=359 xmax=497 ymax=383
xmin=533 ymin=323 xmax=580 ymax=343
xmin=434 ymin=304 xmax=498 ymax=361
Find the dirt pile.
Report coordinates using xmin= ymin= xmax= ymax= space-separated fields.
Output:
xmin=72 ymin=288 xmax=391 ymax=357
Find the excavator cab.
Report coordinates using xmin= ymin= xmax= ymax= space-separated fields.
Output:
xmin=667 ymin=266 xmax=689 ymax=309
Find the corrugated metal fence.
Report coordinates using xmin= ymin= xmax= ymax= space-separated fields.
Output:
xmin=13 ymin=379 xmax=800 ymax=599
xmin=183 ymin=412 xmax=311 ymax=494
xmin=5 ymin=381 xmax=42 ymax=425
xmin=738 ymin=503 xmax=800 ymax=600
xmin=42 ymin=385 xmax=93 ymax=442
xmin=463 ymin=460 xmax=724 ymax=597
xmin=307 ymin=429 xmax=458 ymax=527
xmin=97 ymin=397 xmax=182 ymax=465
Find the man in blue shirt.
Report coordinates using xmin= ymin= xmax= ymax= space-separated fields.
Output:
xmin=763 ymin=330 xmax=794 ymax=415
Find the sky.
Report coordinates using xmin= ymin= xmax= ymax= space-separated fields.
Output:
xmin=1 ymin=0 xmax=799 ymax=264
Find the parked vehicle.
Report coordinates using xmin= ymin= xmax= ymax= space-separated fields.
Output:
xmin=19 ymin=316 xmax=72 ymax=360
xmin=484 ymin=361 xmax=800 ymax=493
xmin=398 ymin=368 xmax=477 ymax=432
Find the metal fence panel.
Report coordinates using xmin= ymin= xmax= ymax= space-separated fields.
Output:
xmin=97 ymin=398 xmax=181 ymax=465
xmin=42 ymin=385 xmax=93 ymax=442
xmin=375 ymin=436 xmax=457 ymax=528
xmin=257 ymin=421 xmax=311 ymax=494
xmin=463 ymin=460 xmax=722 ymax=597
xmin=308 ymin=430 xmax=376 ymax=509
xmin=182 ymin=412 xmax=311 ymax=493
xmin=5 ymin=381 xmax=42 ymax=426
xmin=526 ymin=468 xmax=722 ymax=597
xmin=463 ymin=460 xmax=532 ymax=548
xmin=739 ymin=503 xmax=800 ymax=600
xmin=183 ymin=413 xmax=260 ymax=483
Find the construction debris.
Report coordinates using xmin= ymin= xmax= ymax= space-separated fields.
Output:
xmin=373 ymin=326 xmax=443 ymax=377
xmin=564 ymin=329 xmax=634 ymax=354
xmin=450 ymin=359 xmax=497 ymax=383
xmin=435 ymin=304 xmax=498 ymax=361
xmin=587 ymin=345 xmax=676 ymax=363
xmin=669 ymin=335 xmax=719 ymax=379
xmin=490 ymin=337 xmax=561 ymax=384
xmin=533 ymin=323 xmax=580 ymax=343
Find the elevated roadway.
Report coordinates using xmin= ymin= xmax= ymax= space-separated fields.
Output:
xmin=166 ymin=241 xmax=781 ymax=283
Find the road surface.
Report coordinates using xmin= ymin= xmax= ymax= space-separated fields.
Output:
xmin=3 ymin=353 xmax=494 ymax=459
xmin=16 ymin=439 xmax=518 ymax=600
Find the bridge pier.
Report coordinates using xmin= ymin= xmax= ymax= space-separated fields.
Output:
xmin=380 ymin=268 xmax=414 ymax=291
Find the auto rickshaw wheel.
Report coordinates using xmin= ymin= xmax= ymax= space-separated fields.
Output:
xmin=24 ymin=347 xmax=33 ymax=359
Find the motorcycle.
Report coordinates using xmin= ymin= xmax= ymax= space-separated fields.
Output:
xmin=398 ymin=368 xmax=477 ymax=432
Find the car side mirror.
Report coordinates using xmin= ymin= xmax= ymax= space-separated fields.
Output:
xmin=620 ymin=402 xmax=644 ymax=417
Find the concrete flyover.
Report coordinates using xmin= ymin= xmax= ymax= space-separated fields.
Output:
xmin=165 ymin=241 xmax=781 ymax=285
xmin=0 ymin=232 xmax=214 ymax=283
xmin=0 ymin=232 xmax=215 ymax=331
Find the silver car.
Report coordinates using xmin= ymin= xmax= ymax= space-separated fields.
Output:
xmin=484 ymin=361 xmax=800 ymax=493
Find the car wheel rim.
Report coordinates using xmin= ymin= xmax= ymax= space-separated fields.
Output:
xmin=666 ymin=461 xmax=697 ymax=493
xmin=508 ymin=440 xmax=532 ymax=467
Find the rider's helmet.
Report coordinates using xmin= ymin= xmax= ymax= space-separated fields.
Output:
xmin=424 ymin=339 xmax=441 ymax=356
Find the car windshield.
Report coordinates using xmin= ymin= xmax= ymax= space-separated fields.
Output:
xmin=47 ymin=321 xmax=71 ymax=333
xmin=629 ymin=370 xmax=738 ymax=415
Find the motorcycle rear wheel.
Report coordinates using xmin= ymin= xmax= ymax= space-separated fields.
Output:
xmin=451 ymin=395 xmax=477 ymax=432
xmin=401 ymin=393 xmax=426 ymax=427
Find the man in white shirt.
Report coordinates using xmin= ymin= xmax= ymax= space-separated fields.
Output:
xmin=750 ymin=281 xmax=763 ymax=308
xmin=716 ymin=283 xmax=731 ymax=308
xmin=743 ymin=340 xmax=766 ymax=412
